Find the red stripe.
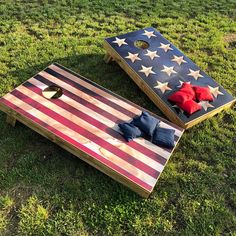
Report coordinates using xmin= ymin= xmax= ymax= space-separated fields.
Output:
xmin=54 ymin=63 xmax=183 ymax=132
xmin=0 ymin=97 xmax=153 ymax=191
xmin=45 ymin=67 xmax=137 ymax=118
xmin=34 ymin=75 xmax=123 ymax=123
xmin=34 ymin=74 xmax=179 ymax=142
xmin=24 ymin=80 xmax=168 ymax=165
xmin=10 ymin=89 xmax=159 ymax=179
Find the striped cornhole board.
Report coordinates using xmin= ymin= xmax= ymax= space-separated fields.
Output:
xmin=0 ymin=63 xmax=184 ymax=197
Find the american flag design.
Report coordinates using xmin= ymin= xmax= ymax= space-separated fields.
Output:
xmin=0 ymin=63 xmax=184 ymax=195
xmin=105 ymin=27 xmax=235 ymax=123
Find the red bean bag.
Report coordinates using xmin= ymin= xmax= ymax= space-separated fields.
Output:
xmin=179 ymin=83 xmax=196 ymax=100
xmin=193 ymin=86 xmax=214 ymax=101
xmin=168 ymin=83 xmax=196 ymax=104
xmin=168 ymin=91 xmax=193 ymax=104
xmin=177 ymin=100 xmax=202 ymax=115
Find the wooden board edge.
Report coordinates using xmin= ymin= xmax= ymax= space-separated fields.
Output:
xmin=0 ymin=103 xmax=151 ymax=198
xmin=6 ymin=114 xmax=17 ymax=127
xmin=184 ymin=99 xmax=236 ymax=129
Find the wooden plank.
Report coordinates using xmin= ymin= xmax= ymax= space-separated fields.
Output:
xmin=0 ymin=63 xmax=184 ymax=197
xmin=52 ymin=63 xmax=184 ymax=132
xmin=104 ymin=52 xmax=113 ymax=64
xmin=0 ymin=102 xmax=151 ymax=198
xmin=104 ymin=28 xmax=236 ymax=129
xmin=6 ymin=114 xmax=16 ymax=127
xmin=185 ymin=101 xmax=234 ymax=128
xmin=28 ymin=77 xmax=176 ymax=159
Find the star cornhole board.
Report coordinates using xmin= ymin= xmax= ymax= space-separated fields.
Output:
xmin=0 ymin=63 xmax=184 ymax=198
xmin=104 ymin=27 xmax=235 ymax=129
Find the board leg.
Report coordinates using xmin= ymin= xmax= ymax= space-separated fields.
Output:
xmin=104 ymin=53 xmax=113 ymax=64
xmin=6 ymin=115 xmax=16 ymax=127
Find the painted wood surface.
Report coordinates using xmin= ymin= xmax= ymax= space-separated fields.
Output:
xmin=0 ymin=63 xmax=184 ymax=197
xmin=104 ymin=27 xmax=235 ymax=128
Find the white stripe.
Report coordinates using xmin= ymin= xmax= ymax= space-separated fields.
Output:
xmin=38 ymin=71 xmax=132 ymax=121
xmin=4 ymin=93 xmax=157 ymax=188
xmin=15 ymin=85 xmax=165 ymax=174
xmin=31 ymin=74 xmax=177 ymax=157
xmin=29 ymin=77 xmax=172 ymax=159
xmin=50 ymin=64 xmax=183 ymax=136
xmin=50 ymin=64 xmax=142 ymax=114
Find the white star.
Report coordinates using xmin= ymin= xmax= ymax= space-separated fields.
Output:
xmin=198 ymin=101 xmax=214 ymax=111
xmin=208 ymin=86 xmax=224 ymax=98
xmin=125 ymin=52 xmax=141 ymax=63
xmin=144 ymin=50 xmax=159 ymax=60
xmin=112 ymin=37 xmax=128 ymax=47
xmin=142 ymin=30 xmax=157 ymax=39
xmin=154 ymin=81 xmax=172 ymax=94
xmin=177 ymin=80 xmax=191 ymax=88
xmin=188 ymin=69 xmax=204 ymax=80
xmin=139 ymin=65 xmax=156 ymax=77
xmin=161 ymin=65 xmax=177 ymax=76
xmin=159 ymin=43 xmax=173 ymax=52
xmin=171 ymin=55 xmax=187 ymax=65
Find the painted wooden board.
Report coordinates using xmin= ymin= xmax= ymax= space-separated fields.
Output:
xmin=0 ymin=63 xmax=184 ymax=198
xmin=104 ymin=27 xmax=236 ymax=129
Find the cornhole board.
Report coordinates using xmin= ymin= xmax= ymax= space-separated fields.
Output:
xmin=0 ymin=63 xmax=184 ymax=198
xmin=104 ymin=27 xmax=235 ymax=129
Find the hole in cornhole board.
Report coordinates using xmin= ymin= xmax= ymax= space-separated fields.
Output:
xmin=42 ymin=85 xmax=63 ymax=99
xmin=134 ymin=40 xmax=149 ymax=49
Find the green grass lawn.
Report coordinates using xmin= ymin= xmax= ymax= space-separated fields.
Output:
xmin=0 ymin=0 xmax=236 ymax=235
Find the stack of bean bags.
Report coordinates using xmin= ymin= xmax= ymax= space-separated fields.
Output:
xmin=118 ymin=111 xmax=175 ymax=148
xmin=168 ymin=83 xmax=214 ymax=115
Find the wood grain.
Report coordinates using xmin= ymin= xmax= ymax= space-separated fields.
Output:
xmin=0 ymin=63 xmax=184 ymax=197
xmin=0 ymin=102 xmax=151 ymax=198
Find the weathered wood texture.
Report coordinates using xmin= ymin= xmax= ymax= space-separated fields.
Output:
xmin=6 ymin=114 xmax=16 ymax=127
xmin=0 ymin=63 xmax=184 ymax=197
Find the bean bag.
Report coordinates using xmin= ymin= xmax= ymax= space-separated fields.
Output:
xmin=179 ymin=83 xmax=196 ymax=100
xmin=152 ymin=127 xmax=175 ymax=148
xmin=168 ymin=82 xmax=196 ymax=104
xmin=168 ymin=90 xmax=193 ymax=104
xmin=118 ymin=122 xmax=144 ymax=142
xmin=177 ymin=100 xmax=202 ymax=115
xmin=132 ymin=111 xmax=160 ymax=136
xmin=193 ymin=85 xmax=214 ymax=101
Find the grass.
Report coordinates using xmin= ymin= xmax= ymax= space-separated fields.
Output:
xmin=0 ymin=0 xmax=235 ymax=235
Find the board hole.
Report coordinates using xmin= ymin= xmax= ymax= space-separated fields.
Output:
xmin=42 ymin=85 xmax=63 ymax=99
xmin=134 ymin=40 xmax=149 ymax=49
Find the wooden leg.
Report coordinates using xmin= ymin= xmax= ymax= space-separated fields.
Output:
xmin=6 ymin=115 xmax=16 ymax=127
xmin=104 ymin=53 xmax=113 ymax=64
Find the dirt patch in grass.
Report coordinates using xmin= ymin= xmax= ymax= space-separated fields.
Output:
xmin=224 ymin=33 xmax=236 ymax=43
xmin=224 ymin=33 xmax=236 ymax=49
